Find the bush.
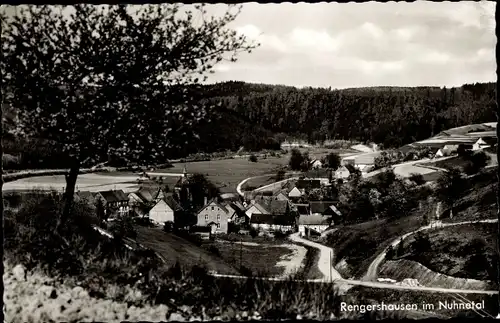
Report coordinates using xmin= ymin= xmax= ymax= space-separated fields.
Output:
xmin=109 ymin=215 xmax=137 ymax=240
xmin=249 ymin=227 xmax=258 ymax=238
xmin=135 ymin=216 xmax=154 ymax=227
xmin=385 ymin=245 xmax=395 ymax=260
xmin=163 ymin=221 xmax=174 ymax=232
xmin=249 ymin=154 xmax=258 ymax=162
xmin=409 ymin=173 xmax=425 ymax=185
xmin=208 ymin=245 xmax=221 ymax=257
xmin=228 ymin=222 xmax=240 ymax=234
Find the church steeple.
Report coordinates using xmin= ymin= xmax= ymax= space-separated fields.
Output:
xmin=183 ymin=164 xmax=188 ymax=177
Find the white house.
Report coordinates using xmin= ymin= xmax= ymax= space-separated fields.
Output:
xmin=288 ymin=187 xmax=303 ymax=199
xmin=310 ymin=159 xmax=323 ymax=169
xmin=148 ymin=199 xmax=174 ymax=225
xmin=335 ymin=166 xmax=350 ymax=179
xmin=297 ymin=215 xmax=332 ymax=237
xmin=273 ymin=191 xmax=289 ymax=201
xmin=245 ymin=202 xmax=269 ymax=219
xmin=472 ymin=138 xmax=491 ymax=151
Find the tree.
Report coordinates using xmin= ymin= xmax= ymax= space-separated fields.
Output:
xmin=187 ymin=173 xmax=220 ymax=210
xmin=275 ymin=169 xmax=285 ymax=181
xmin=409 ymin=173 xmax=425 ymax=186
xmin=248 ymin=154 xmax=258 ymax=162
xmin=322 ymin=152 xmax=341 ymax=170
xmin=95 ymin=198 xmax=106 ymax=223
xmin=435 ymin=168 xmax=466 ymax=214
xmin=464 ymin=151 xmax=490 ymax=175
xmin=1 ymin=4 xmax=257 ymax=229
xmin=288 ymin=148 xmax=305 ymax=171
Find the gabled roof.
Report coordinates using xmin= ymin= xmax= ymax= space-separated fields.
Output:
xmin=98 ymin=190 xmax=128 ymax=202
xmin=336 ymin=166 xmax=350 ymax=173
xmin=288 ymin=187 xmax=303 ymax=197
xmin=135 ymin=187 xmax=158 ymax=203
xmin=296 ymin=179 xmax=321 ymax=189
xmin=230 ymin=201 xmax=246 ymax=213
xmin=246 ymin=202 xmax=270 ymax=215
xmin=249 ymin=214 xmax=275 ymax=225
xmin=164 ymin=195 xmax=182 ymax=211
xmin=309 ymin=201 xmax=336 ymax=214
xmin=220 ymin=193 xmax=239 ymax=200
xmin=198 ymin=199 xmax=229 ymax=215
xmin=297 ymin=214 xmax=332 ymax=225
xmin=76 ymin=191 xmax=95 ymax=201
xmin=296 ymin=204 xmax=310 ymax=215
xmin=264 ymin=200 xmax=289 ymax=215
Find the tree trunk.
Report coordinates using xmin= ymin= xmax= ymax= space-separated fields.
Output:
xmin=58 ymin=158 xmax=81 ymax=231
xmin=0 ymin=99 xmax=4 ymax=262
xmin=496 ymin=102 xmax=500 ymax=317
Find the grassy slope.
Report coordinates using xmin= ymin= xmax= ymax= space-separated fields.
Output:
xmin=322 ymin=215 xmax=423 ymax=278
xmin=204 ymin=240 xmax=295 ymax=277
xmin=134 ymin=226 xmax=239 ymax=275
xmin=400 ymin=223 xmax=497 ymax=282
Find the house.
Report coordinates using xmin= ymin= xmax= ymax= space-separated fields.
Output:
xmin=288 ymin=186 xmax=303 ymax=199
xmin=245 ymin=201 xmax=270 ymax=218
xmin=75 ymin=191 xmax=97 ymax=205
xmin=228 ymin=202 xmax=249 ymax=225
xmin=220 ymin=192 xmax=241 ymax=202
xmin=128 ymin=186 xmax=166 ymax=206
xmin=309 ymin=159 xmax=323 ymax=169
xmin=95 ymin=190 xmax=130 ymax=218
xmin=335 ymin=166 xmax=350 ymax=179
xmin=196 ymin=199 xmax=232 ymax=234
xmin=341 ymin=152 xmax=381 ymax=172
xmin=297 ymin=214 xmax=333 ymax=237
xmin=148 ymin=199 xmax=175 ymax=225
xmin=295 ymin=204 xmax=310 ymax=217
xmin=249 ymin=214 xmax=295 ymax=233
xmin=309 ymin=201 xmax=342 ymax=223
xmin=472 ymin=137 xmax=495 ymax=151
xmin=435 ymin=145 xmax=459 ymax=158
xmin=443 ymin=145 xmax=459 ymax=153
xmin=273 ymin=191 xmax=289 ymax=201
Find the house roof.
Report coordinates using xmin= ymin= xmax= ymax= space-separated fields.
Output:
xmin=296 ymin=204 xmax=310 ymax=215
xmin=198 ymin=199 xmax=229 ymax=215
xmin=164 ymin=195 xmax=182 ymax=211
xmin=309 ymin=201 xmax=336 ymax=214
xmin=249 ymin=214 xmax=275 ymax=225
xmin=220 ymin=193 xmax=239 ymax=200
xmin=246 ymin=202 xmax=271 ymax=215
xmin=297 ymin=214 xmax=332 ymax=225
xmin=309 ymin=159 xmax=321 ymax=165
xmin=135 ymin=187 xmax=158 ymax=203
xmin=336 ymin=166 xmax=350 ymax=173
xmin=76 ymin=191 xmax=95 ymax=201
xmin=296 ymin=179 xmax=321 ymax=189
xmin=305 ymin=169 xmax=331 ymax=179
xmin=264 ymin=200 xmax=289 ymax=215
xmin=98 ymin=190 xmax=128 ymax=202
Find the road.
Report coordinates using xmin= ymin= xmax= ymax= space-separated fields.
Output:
xmin=363 ymin=218 xmax=499 ymax=281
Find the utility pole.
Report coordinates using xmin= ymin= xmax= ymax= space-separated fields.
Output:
xmin=240 ymin=236 xmax=243 ymax=270
xmin=330 ymin=250 xmax=333 ymax=282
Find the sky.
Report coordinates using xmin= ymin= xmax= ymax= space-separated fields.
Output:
xmin=2 ymin=2 xmax=496 ymax=89
xmin=199 ymin=1 xmax=497 ymax=89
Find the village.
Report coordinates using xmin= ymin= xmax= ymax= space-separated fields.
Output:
xmin=73 ymin=122 xmax=497 ymax=242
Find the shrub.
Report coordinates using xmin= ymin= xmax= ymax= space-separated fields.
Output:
xmin=249 ymin=154 xmax=258 ymax=162
xmin=208 ymin=245 xmax=221 ymax=257
xmin=385 ymin=245 xmax=395 ymax=260
xmin=163 ymin=221 xmax=174 ymax=232
xmin=249 ymin=227 xmax=258 ymax=238
xmin=109 ymin=215 xmax=137 ymax=240
xmin=409 ymin=173 xmax=425 ymax=185
xmin=228 ymin=222 xmax=240 ymax=234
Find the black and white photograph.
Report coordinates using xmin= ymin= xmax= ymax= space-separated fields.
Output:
xmin=1 ymin=1 xmax=498 ymax=321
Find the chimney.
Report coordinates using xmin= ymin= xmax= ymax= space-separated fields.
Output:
xmin=204 ymin=196 xmax=208 ymax=205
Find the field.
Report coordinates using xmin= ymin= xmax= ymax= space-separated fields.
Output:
xmin=204 ymin=239 xmax=307 ymax=277
xmin=321 ymin=214 xmax=423 ymax=278
xmin=399 ymin=223 xmax=497 ymax=282
xmin=133 ymin=226 xmax=239 ymax=275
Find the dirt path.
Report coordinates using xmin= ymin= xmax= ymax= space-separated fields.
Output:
xmin=275 ymin=244 xmax=307 ymax=278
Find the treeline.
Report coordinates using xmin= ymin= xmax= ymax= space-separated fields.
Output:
xmin=200 ymin=81 xmax=497 ymax=148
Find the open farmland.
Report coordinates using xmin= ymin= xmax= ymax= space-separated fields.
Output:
xmin=420 ymin=151 xmax=497 ymax=172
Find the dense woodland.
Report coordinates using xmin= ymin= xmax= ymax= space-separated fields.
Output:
xmin=2 ymin=81 xmax=496 ymax=169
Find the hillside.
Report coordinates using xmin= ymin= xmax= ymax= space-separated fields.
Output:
xmin=134 ymin=226 xmax=239 ymax=275
xmin=3 ymin=81 xmax=496 ymax=169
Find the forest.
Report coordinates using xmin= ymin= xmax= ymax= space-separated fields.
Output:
xmin=2 ymin=81 xmax=496 ymax=169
